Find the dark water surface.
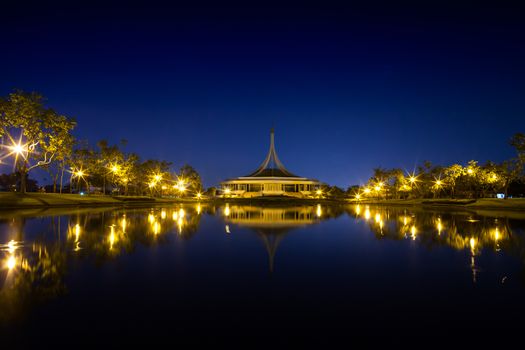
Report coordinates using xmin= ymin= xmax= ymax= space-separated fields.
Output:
xmin=1 ymin=203 xmax=525 ymax=346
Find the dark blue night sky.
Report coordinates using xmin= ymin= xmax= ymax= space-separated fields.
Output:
xmin=1 ymin=2 xmax=524 ymax=188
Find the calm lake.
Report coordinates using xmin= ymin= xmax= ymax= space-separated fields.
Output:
xmin=2 ymin=203 xmax=525 ymax=345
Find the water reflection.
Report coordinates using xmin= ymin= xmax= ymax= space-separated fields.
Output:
xmin=0 ymin=203 xmax=525 ymax=325
xmin=223 ymin=205 xmax=325 ymax=271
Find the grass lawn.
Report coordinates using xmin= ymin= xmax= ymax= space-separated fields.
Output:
xmin=0 ymin=192 xmax=202 ymax=209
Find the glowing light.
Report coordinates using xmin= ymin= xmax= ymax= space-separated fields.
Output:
xmin=363 ymin=188 xmax=371 ymax=194
xmin=355 ymin=204 xmax=361 ymax=215
xmin=374 ymin=213 xmax=381 ymax=223
xmin=178 ymin=208 xmax=185 ymax=218
xmin=409 ymin=176 xmax=417 ymax=184
xmin=224 ymin=205 xmax=230 ymax=216
xmin=355 ymin=194 xmax=361 ymax=200
xmin=470 ymin=237 xmax=477 ymax=251
xmin=196 ymin=204 xmax=202 ymax=214
xmin=494 ymin=227 xmax=500 ymax=242
xmin=316 ymin=189 xmax=322 ymax=196
xmin=74 ymin=224 xmax=81 ymax=242
xmin=435 ymin=180 xmax=442 ymax=187
xmin=437 ymin=218 xmax=442 ymax=235
xmin=364 ymin=208 xmax=371 ymax=220
xmin=7 ymin=240 xmax=17 ymax=254
xmin=316 ymin=204 xmax=322 ymax=217
xmin=121 ymin=217 xmax=127 ymax=233
xmin=196 ymin=192 xmax=202 ymax=199
xmin=153 ymin=221 xmax=160 ymax=235
xmin=224 ymin=188 xmax=231 ymax=195
xmin=148 ymin=213 xmax=155 ymax=223
xmin=161 ymin=185 xmax=167 ymax=190
xmin=154 ymin=174 xmax=162 ymax=181
xmin=374 ymin=186 xmax=381 ymax=192
xmin=161 ymin=210 xmax=166 ymax=219
xmin=109 ymin=225 xmax=116 ymax=249
xmin=225 ymin=225 xmax=231 ymax=234
xmin=148 ymin=182 xmax=156 ymax=188
xmin=172 ymin=211 xmax=178 ymax=221
xmin=177 ymin=217 xmax=183 ymax=233
xmin=411 ymin=225 xmax=417 ymax=240
xmin=467 ymin=168 xmax=474 ymax=175
xmin=7 ymin=255 xmax=16 ymax=270
xmin=110 ymin=164 xmax=119 ymax=173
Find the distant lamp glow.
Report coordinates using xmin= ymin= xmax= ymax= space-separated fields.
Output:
xmin=196 ymin=192 xmax=202 ymax=199
xmin=363 ymin=188 xmax=371 ymax=194
xmin=467 ymin=168 xmax=474 ymax=175
xmin=224 ymin=188 xmax=231 ymax=195
xmin=355 ymin=194 xmax=361 ymax=200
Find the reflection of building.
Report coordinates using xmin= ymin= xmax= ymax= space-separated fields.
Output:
xmin=224 ymin=205 xmax=321 ymax=271
xmin=224 ymin=206 xmax=319 ymax=227
xmin=220 ymin=129 xmax=320 ymax=198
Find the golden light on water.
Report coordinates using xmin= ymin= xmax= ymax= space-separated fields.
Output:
xmin=178 ymin=208 xmax=185 ymax=218
xmin=7 ymin=239 xmax=17 ymax=254
xmin=75 ymin=224 xmax=81 ymax=242
xmin=148 ymin=213 xmax=155 ymax=224
xmin=470 ymin=237 xmax=477 ymax=252
xmin=6 ymin=255 xmax=16 ymax=270
xmin=364 ymin=208 xmax=371 ymax=220
xmin=355 ymin=205 xmax=361 ymax=215
xmin=153 ymin=221 xmax=160 ymax=235
xmin=121 ymin=217 xmax=127 ymax=233
xmin=109 ymin=225 xmax=116 ymax=250
xmin=161 ymin=210 xmax=166 ymax=219
xmin=316 ymin=204 xmax=322 ymax=217
xmin=410 ymin=225 xmax=417 ymax=240
xmin=374 ymin=213 xmax=381 ymax=223
xmin=196 ymin=204 xmax=202 ymax=214
xmin=172 ymin=211 xmax=178 ymax=221
xmin=224 ymin=205 xmax=231 ymax=216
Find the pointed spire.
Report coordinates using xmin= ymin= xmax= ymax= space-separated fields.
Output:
xmin=246 ymin=128 xmax=298 ymax=177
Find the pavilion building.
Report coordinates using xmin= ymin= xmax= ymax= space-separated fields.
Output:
xmin=219 ymin=129 xmax=320 ymax=198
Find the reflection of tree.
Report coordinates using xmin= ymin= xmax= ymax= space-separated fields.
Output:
xmin=346 ymin=204 xmax=525 ymax=282
xmin=0 ymin=243 xmax=66 ymax=324
xmin=0 ymin=205 xmax=206 ymax=324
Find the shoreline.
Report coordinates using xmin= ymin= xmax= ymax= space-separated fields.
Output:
xmin=1 ymin=193 xmax=524 ymax=212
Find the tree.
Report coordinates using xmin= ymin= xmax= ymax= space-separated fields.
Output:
xmin=178 ymin=164 xmax=203 ymax=196
xmin=0 ymin=91 xmax=76 ymax=193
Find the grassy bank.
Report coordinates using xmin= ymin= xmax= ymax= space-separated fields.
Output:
xmin=0 ymin=193 xmax=202 ymax=210
xmin=353 ymin=198 xmax=525 ymax=211
xmin=1 ymin=193 xmax=524 ymax=212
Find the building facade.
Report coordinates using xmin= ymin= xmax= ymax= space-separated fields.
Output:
xmin=220 ymin=129 xmax=320 ymax=198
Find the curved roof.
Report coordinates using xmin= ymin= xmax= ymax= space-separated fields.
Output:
xmin=245 ymin=128 xmax=301 ymax=178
